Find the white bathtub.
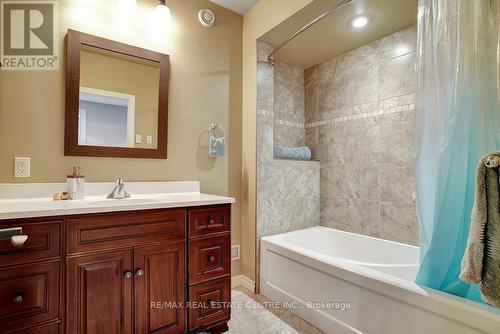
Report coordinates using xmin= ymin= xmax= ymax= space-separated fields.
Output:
xmin=260 ymin=227 xmax=500 ymax=334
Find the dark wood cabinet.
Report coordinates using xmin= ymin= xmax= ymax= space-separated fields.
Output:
xmin=189 ymin=235 xmax=231 ymax=285
xmin=134 ymin=241 xmax=185 ymax=334
xmin=16 ymin=322 xmax=60 ymax=334
xmin=188 ymin=277 xmax=231 ymax=331
xmin=188 ymin=207 xmax=231 ymax=237
xmin=0 ymin=204 xmax=231 ymax=334
xmin=187 ymin=206 xmax=231 ymax=333
xmin=66 ymin=250 xmax=133 ymax=334
xmin=66 ymin=209 xmax=186 ymax=255
xmin=0 ymin=220 xmax=61 ymax=267
xmin=0 ymin=261 xmax=60 ymax=333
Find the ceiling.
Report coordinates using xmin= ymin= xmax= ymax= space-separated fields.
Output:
xmin=209 ymin=0 xmax=259 ymax=15
xmin=260 ymin=0 xmax=417 ymax=69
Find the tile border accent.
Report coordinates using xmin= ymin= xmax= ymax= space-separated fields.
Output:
xmin=257 ymin=109 xmax=273 ymax=117
xmin=306 ymin=103 xmax=415 ymax=128
xmin=274 ymin=119 xmax=305 ymax=128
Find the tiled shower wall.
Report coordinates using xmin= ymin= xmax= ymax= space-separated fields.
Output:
xmin=256 ymin=41 xmax=320 ymax=284
xmin=273 ymin=62 xmax=306 ymax=147
xmin=305 ymin=26 xmax=419 ymax=245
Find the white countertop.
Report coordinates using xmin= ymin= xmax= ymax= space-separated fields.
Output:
xmin=0 ymin=181 xmax=235 ymax=220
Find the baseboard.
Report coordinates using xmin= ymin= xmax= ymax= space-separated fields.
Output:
xmin=231 ymin=275 xmax=255 ymax=292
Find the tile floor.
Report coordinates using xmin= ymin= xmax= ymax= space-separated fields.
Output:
xmin=226 ymin=287 xmax=324 ymax=334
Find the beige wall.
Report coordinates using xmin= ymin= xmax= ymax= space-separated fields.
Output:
xmin=0 ymin=0 xmax=243 ymax=275
xmin=241 ymin=0 xmax=313 ymax=283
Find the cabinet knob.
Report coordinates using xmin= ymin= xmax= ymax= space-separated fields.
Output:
xmin=124 ymin=272 xmax=133 ymax=280
xmin=11 ymin=235 xmax=28 ymax=248
xmin=12 ymin=295 xmax=23 ymax=304
xmin=0 ymin=227 xmax=28 ymax=248
xmin=208 ymin=218 xmax=214 ymax=225
xmin=208 ymin=255 xmax=215 ymax=262
xmin=135 ymin=269 xmax=145 ymax=277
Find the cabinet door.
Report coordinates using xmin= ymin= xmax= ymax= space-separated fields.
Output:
xmin=0 ymin=261 xmax=60 ymax=333
xmin=67 ymin=250 xmax=133 ymax=334
xmin=134 ymin=241 xmax=186 ymax=334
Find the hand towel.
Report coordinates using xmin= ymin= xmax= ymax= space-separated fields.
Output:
xmin=209 ymin=136 xmax=226 ymax=157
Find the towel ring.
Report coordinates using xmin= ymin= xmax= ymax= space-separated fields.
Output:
xmin=208 ymin=122 xmax=226 ymax=139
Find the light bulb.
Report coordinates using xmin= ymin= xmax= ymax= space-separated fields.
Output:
xmin=351 ymin=16 xmax=369 ymax=28
xmin=155 ymin=1 xmax=172 ymax=27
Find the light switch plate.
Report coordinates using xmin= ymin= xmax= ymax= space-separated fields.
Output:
xmin=135 ymin=134 xmax=142 ymax=144
xmin=14 ymin=157 xmax=30 ymax=178
xmin=147 ymin=136 xmax=153 ymax=144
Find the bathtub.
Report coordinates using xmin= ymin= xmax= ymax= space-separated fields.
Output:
xmin=260 ymin=227 xmax=500 ymax=334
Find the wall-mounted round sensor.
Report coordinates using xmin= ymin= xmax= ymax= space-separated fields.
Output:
xmin=198 ymin=9 xmax=215 ymax=27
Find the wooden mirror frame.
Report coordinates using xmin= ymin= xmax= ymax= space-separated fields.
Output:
xmin=65 ymin=30 xmax=169 ymax=159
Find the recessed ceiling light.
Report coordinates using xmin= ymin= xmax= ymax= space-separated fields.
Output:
xmin=351 ymin=15 xmax=369 ymax=28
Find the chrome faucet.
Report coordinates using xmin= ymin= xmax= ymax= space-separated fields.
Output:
xmin=107 ymin=178 xmax=131 ymax=199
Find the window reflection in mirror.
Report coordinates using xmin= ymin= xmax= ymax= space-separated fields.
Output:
xmin=78 ymin=45 xmax=160 ymax=149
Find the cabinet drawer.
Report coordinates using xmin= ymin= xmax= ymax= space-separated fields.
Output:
xmin=189 ymin=234 xmax=231 ymax=285
xmin=0 ymin=262 xmax=60 ymax=333
xmin=0 ymin=221 xmax=61 ymax=267
xmin=67 ymin=209 xmax=186 ymax=254
xmin=188 ymin=277 xmax=231 ymax=331
xmin=188 ymin=206 xmax=230 ymax=238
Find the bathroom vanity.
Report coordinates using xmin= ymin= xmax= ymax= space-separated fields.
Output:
xmin=0 ymin=182 xmax=234 ymax=334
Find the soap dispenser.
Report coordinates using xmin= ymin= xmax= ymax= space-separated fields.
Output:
xmin=67 ymin=166 xmax=85 ymax=200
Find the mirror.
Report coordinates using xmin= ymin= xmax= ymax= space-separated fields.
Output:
xmin=65 ymin=30 xmax=169 ymax=159
xmin=79 ymin=46 xmax=160 ymax=149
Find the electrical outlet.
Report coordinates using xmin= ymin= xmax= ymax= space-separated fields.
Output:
xmin=146 ymin=135 xmax=153 ymax=144
xmin=231 ymin=245 xmax=240 ymax=260
xmin=14 ymin=157 xmax=30 ymax=178
xmin=135 ymin=134 xmax=142 ymax=144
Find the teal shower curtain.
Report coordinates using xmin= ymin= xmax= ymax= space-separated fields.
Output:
xmin=414 ymin=0 xmax=500 ymax=302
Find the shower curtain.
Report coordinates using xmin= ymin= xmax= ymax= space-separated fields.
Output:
xmin=414 ymin=0 xmax=500 ymax=302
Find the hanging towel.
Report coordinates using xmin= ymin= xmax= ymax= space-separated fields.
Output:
xmin=273 ymin=144 xmax=312 ymax=161
xmin=209 ymin=136 xmax=226 ymax=157
xmin=460 ymin=153 xmax=500 ymax=307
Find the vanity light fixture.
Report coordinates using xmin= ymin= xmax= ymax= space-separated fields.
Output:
xmin=155 ymin=0 xmax=172 ymax=26
xmin=351 ymin=15 xmax=369 ymax=28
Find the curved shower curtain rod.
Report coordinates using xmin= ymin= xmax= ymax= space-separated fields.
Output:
xmin=267 ymin=0 xmax=353 ymax=65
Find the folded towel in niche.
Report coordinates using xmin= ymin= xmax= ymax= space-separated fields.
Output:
xmin=460 ymin=153 xmax=500 ymax=307
xmin=273 ymin=144 xmax=312 ymax=161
